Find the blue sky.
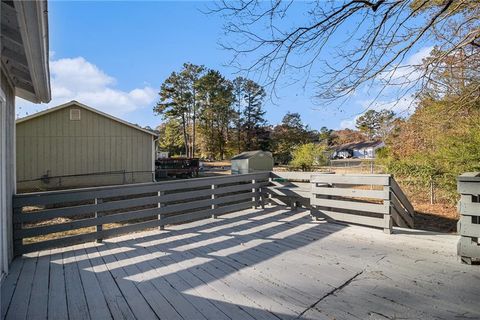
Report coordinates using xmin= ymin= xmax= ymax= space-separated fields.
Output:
xmin=17 ymin=1 xmax=430 ymax=131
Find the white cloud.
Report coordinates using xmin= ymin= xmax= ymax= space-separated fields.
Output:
xmin=338 ymin=48 xmax=430 ymax=130
xmin=379 ymin=46 xmax=434 ymax=85
xmin=339 ymin=96 xmax=416 ymax=129
xmin=16 ymin=56 xmax=157 ymax=119
xmin=339 ymin=118 xmax=358 ymax=130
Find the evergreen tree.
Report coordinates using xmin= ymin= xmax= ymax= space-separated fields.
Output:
xmin=242 ymin=79 xmax=266 ymax=150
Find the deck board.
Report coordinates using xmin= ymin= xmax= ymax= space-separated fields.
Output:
xmin=2 ymin=206 xmax=480 ymax=320
xmin=48 ymin=248 xmax=68 ymax=320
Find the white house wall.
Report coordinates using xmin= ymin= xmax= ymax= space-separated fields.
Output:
xmin=0 ymin=70 xmax=16 ymax=280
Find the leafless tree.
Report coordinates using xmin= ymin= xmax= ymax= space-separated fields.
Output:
xmin=211 ymin=0 xmax=480 ymax=108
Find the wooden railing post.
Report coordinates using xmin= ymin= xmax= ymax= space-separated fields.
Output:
xmin=158 ymin=191 xmax=164 ymax=230
xmin=457 ymin=173 xmax=480 ymax=264
xmin=95 ymin=198 xmax=103 ymax=243
xmin=268 ymin=176 xmax=273 ymax=206
xmin=383 ymin=183 xmax=393 ymax=234
xmin=252 ymin=179 xmax=257 ymax=209
xmin=13 ymin=206 xmax=23 ymax=255
xmin=211 ymin=184 xmax=217 ymax=219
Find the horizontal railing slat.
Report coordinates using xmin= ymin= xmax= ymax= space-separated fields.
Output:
xmin=310 ymin=197 xmax=389 ymax=214
xmin=311 ymin=208 xmax=387 ymax=228
xmin=16 ymin=219 xmax=162 ymax=254
xmin=16 ymin=192 xmax=259 ymax=238
xmin=311 ymin=186 xmax=388 ymax=200
xmin=15 ymin=181 xmax=268 ymax=223
xmin=14 ymin=172 xmax=269 ymax=207
xmin=160 ymin=201 xmax=256 ymax=226
xmin=13 ymin=173 xmax=268 ymax=254
xmin=311 ymin=174 xmax=391 ymax=186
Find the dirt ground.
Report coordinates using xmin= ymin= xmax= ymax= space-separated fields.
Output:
xmin=411 ymin=202 xmax=458 ymax=233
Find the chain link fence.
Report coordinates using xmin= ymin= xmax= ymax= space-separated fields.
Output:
xmin=17 ymin=170 xmax=155 ymax=193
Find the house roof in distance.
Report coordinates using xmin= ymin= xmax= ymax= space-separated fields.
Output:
xmin=231 ymin=150 xmax=272 ymax=160
xmin=333 ymin=140 xmax=384 ymax=151
xmin=16 ymin=100 xmax=158 ymax=137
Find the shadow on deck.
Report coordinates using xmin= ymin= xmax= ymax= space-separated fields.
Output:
xmin=2 ymin=206 xmax=479 ymax=320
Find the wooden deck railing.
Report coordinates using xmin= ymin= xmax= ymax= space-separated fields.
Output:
xmin=310 ymin=174 xmax=414 ymax=233
xmin=13 ymin=171 xmax=415 ymax=255
xmin=457 ymin=172 xmax=480 ymax=264
xmin=13 ymin=172 xmax=270 ymax=254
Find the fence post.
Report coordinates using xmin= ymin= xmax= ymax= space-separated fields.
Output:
xmin=95 ymin=198 xmax=103 ymax=243
xmin=158 ymin=191 xmax=164 ymax=230
xmin=252 ymin=179 xmax=257 ymax=209
xmin=457 ymin=173 xmax=480 ymax=264
xmin=211 ymin=184 xmax=217 ymax=219
xmin=13 ymin=206 xmax=23 ymax=255
xmin=430 ymin=178 xmax=435 ymax=205
xmin=259 ymin=183 xmax=265 ymax=209
xmin=383 ymin=181 xmax=393 ymax=234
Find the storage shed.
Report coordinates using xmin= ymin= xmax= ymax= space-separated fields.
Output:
xmin=231 ymin=150 xmax=273 ymax=175
xmin=16 ymin=101 xmax=158 ymax=190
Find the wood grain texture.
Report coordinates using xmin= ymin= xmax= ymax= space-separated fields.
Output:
xmin=2 ymin=207 xmax=478 ymax=320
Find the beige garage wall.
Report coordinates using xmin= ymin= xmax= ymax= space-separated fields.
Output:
xmin=16 ymin=104 xmax=154 ymax=188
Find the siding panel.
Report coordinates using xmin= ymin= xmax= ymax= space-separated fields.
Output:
xmin=16 ymin=104 xmax=154 ymax=189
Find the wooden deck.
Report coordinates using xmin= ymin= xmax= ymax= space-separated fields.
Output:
xmin=2 ymin=206 xmax=479 ymax=320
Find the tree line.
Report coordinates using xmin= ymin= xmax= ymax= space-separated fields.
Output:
xmin=155 ymin=63 xmax=268 ymax=160
xmin=154 ymin=65 xmax=396 ymax=169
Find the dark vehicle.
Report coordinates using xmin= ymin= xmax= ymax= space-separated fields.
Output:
xmin=155 ymin=158 xmax=200 ymax=179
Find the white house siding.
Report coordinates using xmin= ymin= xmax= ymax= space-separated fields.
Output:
xmin=0 ymin=70 xmax=16 ymax=280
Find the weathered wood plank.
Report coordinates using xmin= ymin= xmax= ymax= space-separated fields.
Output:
xmin=63 ymin=248 xmax=91 ymax=320
xmin=119 ymin=237 xmax=232 ymax=320
xmin=390 ymin=178 xmax=415 ymax=215
xmin=5 ymin=252 xmax=38 ymax=320
xmin=26 ymin=250 xmax=51 ymax=320
xmin=390 ymin=193 xmax=414 ymax=228
xmin=73 ymin=245 xmax=113 ymax=320
xmin=15 ymin=181 xmax=268 ymax=223
xmin=310 ymin=197 xmax=389 ymax=214
xmin=311 ymin=208 xmax=387 ymax=228
xmin=92 ymin=243 xmax=163 ymax=319
xmin=17 ymin=219 xmax=161 ymax=254
xmin=311 ymin=186 xmax=388 ymax=199
xmin=390 ymin=205 xmax=409 ymax=228
xmin=131 ymin=237 xmax=256 ymax=320
xmin=458 ymin=216 xmax=480 ymax=237
xmin=311 ymin=174 xmax=391 ymax=186
xmin=14 ymin=172 xmax=269 ymax=207
xmin=82 ymin=243 xmax=136 ymax=320
xmin=1 ymin=257 xmax=25 ymax=318
xmin=47 ymin=248 xmax=68 ymax=320
xmin=270 ymin=171 xmax=318 ymax=181
xmin=101 ymin=243 xmax=186 ymax=320
xmin=105 ymin=240 xmax=204 ymax=320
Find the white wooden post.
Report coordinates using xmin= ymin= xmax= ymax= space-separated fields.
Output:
xmin=252 ymin=179 xmax=257 ymax=209
xmin=211 ymin=184 xmax=217 ymax=219
xmin=95 ymin=198 xmax=103 ymax=243
xmin=383 ymin=183 xmax=392 ymax=234
xmin=260 ymin=184 xmax=265 ymax=209
xmin=158 ymin=191 xmax=164 ymax=230
xmin=268 ymin=176 xmax=273 ymax=207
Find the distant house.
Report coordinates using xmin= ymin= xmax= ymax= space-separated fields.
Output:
xmin=16 ymin=101 xmax=158 ymax=190
xmin=331 ymin=141 xmax=384 ymax=159
xmin=1 ymin=0 xmax=51 ymax=277
xmin=231 ymin=150 xmax=274 ymax=174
